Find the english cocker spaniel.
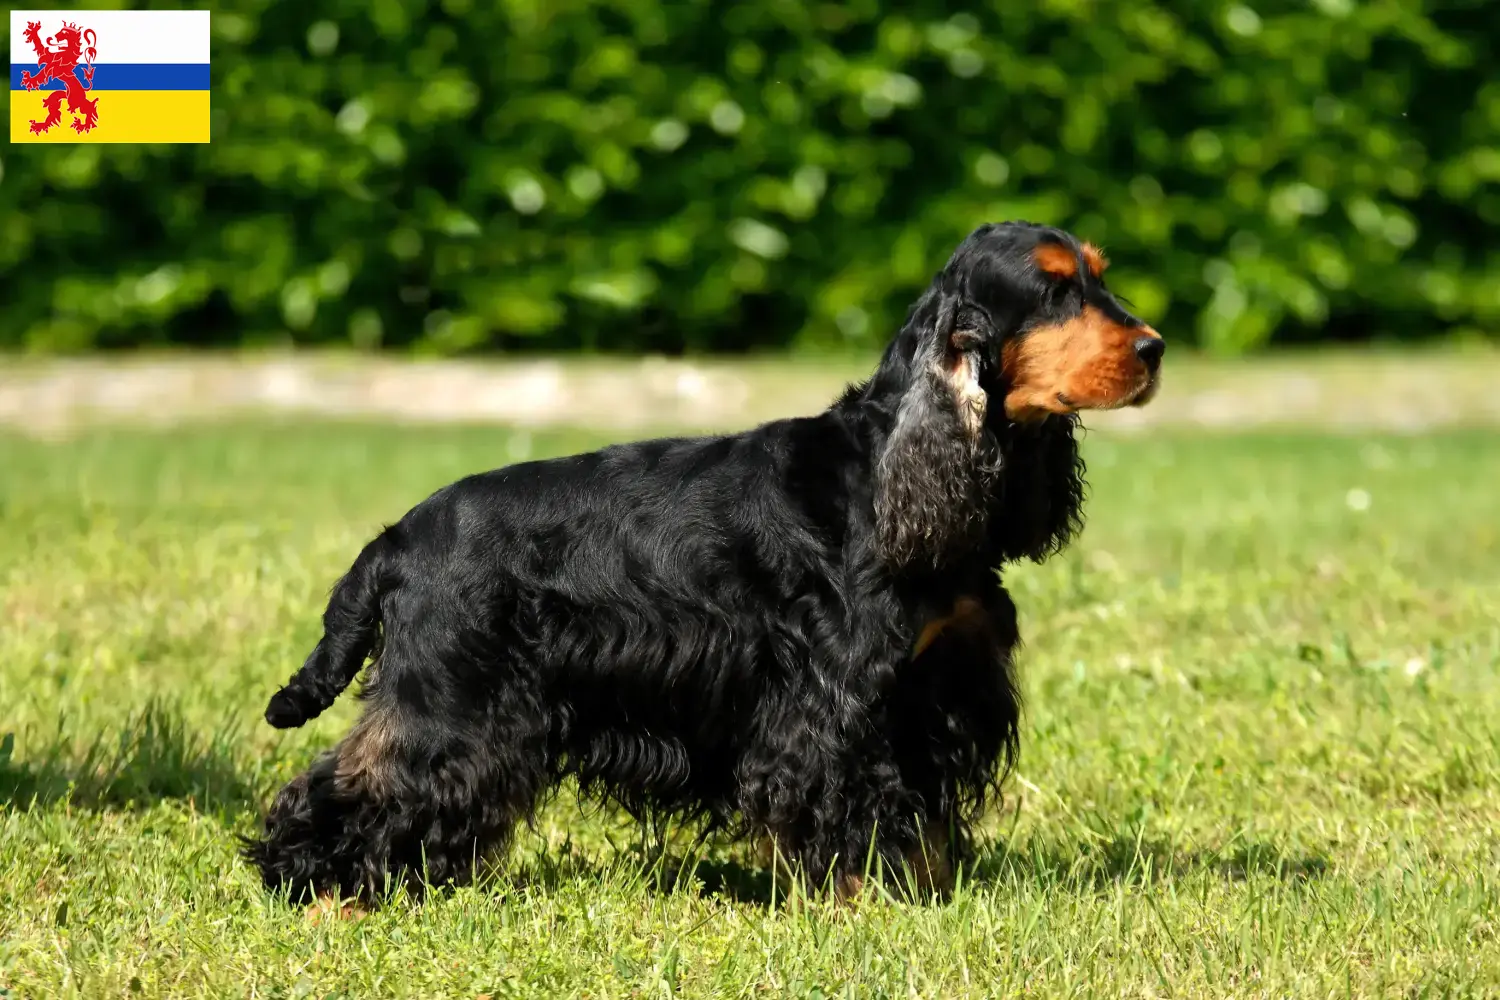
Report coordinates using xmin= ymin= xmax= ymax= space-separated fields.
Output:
xmin=246 ymin=220 xmax=1163 ymax=903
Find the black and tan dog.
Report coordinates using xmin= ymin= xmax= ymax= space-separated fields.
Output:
xmin=246 ymin=221 xmax=1163 ymax=904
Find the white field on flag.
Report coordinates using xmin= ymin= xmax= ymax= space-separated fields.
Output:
xmin=9 ymin=9 xmax=209 ymax=64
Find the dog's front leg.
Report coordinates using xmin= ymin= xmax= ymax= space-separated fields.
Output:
xmin=736 ymin=676 xmax=932 ymax=901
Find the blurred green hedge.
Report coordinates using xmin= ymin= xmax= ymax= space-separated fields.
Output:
xmin=2 ymin=1 xmax=1496 ymax=354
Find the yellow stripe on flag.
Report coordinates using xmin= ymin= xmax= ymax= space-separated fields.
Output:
xmin=10 ymin=90 xmax=209 ymax=143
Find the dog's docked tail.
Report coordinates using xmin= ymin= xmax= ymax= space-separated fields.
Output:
xmin=263 ymin=531 xmax=394 ymax=729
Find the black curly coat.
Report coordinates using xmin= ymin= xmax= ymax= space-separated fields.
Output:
xmin=245 ymin=221 xmax=1163 ymax=903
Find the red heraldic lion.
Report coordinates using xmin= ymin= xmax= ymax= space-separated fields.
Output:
xmin=20 ymin=19 xmax=100 ymax=135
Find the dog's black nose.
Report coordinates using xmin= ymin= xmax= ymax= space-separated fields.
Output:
xmin=1133 ymin=335 xmax=1164 ymax=369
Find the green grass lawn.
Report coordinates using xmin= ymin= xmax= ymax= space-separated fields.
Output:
xmin=2 ymin=420 xmax=1498 ymax=998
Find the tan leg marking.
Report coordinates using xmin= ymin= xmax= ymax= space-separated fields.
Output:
xmin=912 ymin=596 xmax=987 ymax=659
xmin=334 ymin=707 xmax=401 ymax=797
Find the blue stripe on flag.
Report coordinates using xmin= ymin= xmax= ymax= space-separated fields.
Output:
xmin=10 ymin=63 xmax=209 ymax=91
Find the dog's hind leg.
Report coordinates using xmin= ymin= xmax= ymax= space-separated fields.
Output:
xmin=247 ymin=617 xmax=551 ymax=903
xmin=248 ymin=701 xmax=547 ymax=902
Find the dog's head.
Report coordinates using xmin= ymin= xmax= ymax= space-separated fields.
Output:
xmin=869 ymin=221 xmax=1163 ymax=570
xmin=936 ymin=221 xmax=1163 ymax=422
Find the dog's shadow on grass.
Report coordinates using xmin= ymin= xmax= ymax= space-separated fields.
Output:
xmin=609 ymin=825 xmax=1330 ymax=907
xmin=0 ymin=701 xmax=261 ymax=815
xmin=504 ymin=824 xmax=1329 ymax=910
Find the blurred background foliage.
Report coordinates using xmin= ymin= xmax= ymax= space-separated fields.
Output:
xmin=1 ymin=0 xmax=1496 ymax=355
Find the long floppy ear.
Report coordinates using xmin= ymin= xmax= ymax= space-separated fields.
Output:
xmin=874 ymin=289 xmax=1000 ymax=569
xmin=991 ymin=416 xmax=1086 ymax=562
